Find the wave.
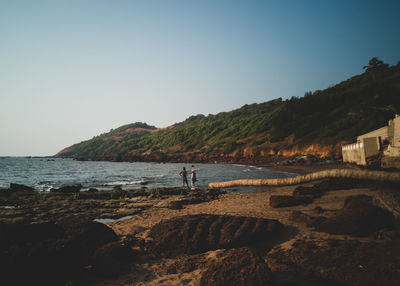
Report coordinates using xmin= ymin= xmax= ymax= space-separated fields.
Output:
xmin=103 ymin=180 xmax=143 ymax=186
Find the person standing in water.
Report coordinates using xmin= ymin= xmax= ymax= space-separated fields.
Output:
xmin=191 ymin=165 xmax=197 ymax=190
xmin=179 ymin=167 xmax=190 ymax=189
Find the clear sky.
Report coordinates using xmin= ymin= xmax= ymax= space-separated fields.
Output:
xmin=1 ymin=0 xmax=400 ymax=156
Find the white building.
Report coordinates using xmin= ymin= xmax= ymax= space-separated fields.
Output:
xmin=342 ymin=115 xmax=400 ymax=166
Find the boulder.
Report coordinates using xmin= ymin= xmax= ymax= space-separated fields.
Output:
xmin=267 ymin=238 xmax=400 ymax=286
xmin=313 ymin=178 xmax=362 ymax=192
xmin=9 ymin=183 xmax=35 ymax=192
xmin=288 ymin=211 xmax=326 ymax=227
xmin=313 ymin=206 xmax=325 ymax=214
xmin=51 ymin=184 xmax=82 ymax=193
xmin=375 ymin=188 xmax=400 ymax=218
xmin=91 ymin=241 xmax=135 ymax=278
xmin=316 ymin=195 xmax=394 ymax=236
xmin=167 ymin=254 xmax=208 ymax=274
xmin=200 ymin=247 xmax=273 ymax=286
xmin=0 ymin=222 xmax=65 ymax=245
xmin=269 ymin=195 xmax=312 ymax=208
xmin=60 ymin=218 xmax=119 ymax=262
xmin=147 ymin=214 xmax=284 ymax=257
xmin=293 ymin=186 xmax=324 ymax=200
xmin=0 ymin=222 xmax=72 ymax=285
xmin=0 ymin=219 xmax=122 ymax=285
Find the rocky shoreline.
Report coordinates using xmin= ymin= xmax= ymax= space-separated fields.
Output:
xmin=1 ymin=175 xmax=400 ymax=285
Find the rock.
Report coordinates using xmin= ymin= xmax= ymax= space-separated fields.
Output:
xmin=267 ymin=238 xmax=400 ymax=286
xmin=24 ymin=239 xmax=74 ymax=285
xmin=91 ymin=241 xmax=135 ymax=278
xmin=51 ymin=184 xmax=82 ymax=193
xmin=313 ymin=206 xmax=325 ymax=214
xmin=269 ymin=195 xmax=312 ymax=208
xmin=162 ymin=200 xmax=183 ymax=209
xmin=375 ymin=229 xmax=400 ymax=241
xmin=0 ymin=222 xmax=65 ymax=245
xmin=78 ymin=191 xmax=112 ymax=200
xmin=288 ymin=211 xmax=326 ymax=227
xmin=293 ymin=186 xmax=324 ymax=200
xmin=149 ymin=187 xmax=185 ymax=197
xmin=147 ymin=214 xmax=284 ymax=258
xmin=313 ymin=178 xmax=362 ymax=192
xmin=87 ymin=188 xmax=99 ymax=193
xmin=375 ymin=188 xmax=400 ymax=218
xmin=315 ymin=195 xmax=394 ymax=236
xmin=200 ymin=247 xmax=273 ymax=286
xmin=167 ymin=254 xmax=209 ymax=274
xmin=0 ymin=219 xmax=120 ymax=284
xmin=60 ymin=218 xmax=119 ymax=262
xmin=0 ymin=222 xmax=73 ymax=285
xmin=9 ymin=183 xmax=35 ymax=192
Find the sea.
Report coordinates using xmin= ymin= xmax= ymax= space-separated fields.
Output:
xmin=0 ymin=157 xmax=297 ymax=193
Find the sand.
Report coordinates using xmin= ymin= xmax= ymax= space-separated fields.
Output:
xmin=98 ymin=180 xmax=378 ymax=286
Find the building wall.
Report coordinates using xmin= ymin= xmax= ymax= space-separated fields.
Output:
xmin=363 ymin=137 xmax=380 ymax=158
xmin=342 ymin=142 xmax=365 ymax=165
xmin=342 ymin=115 xmax=400 ymax=165
xmin=392 ymin=115 xmax=400 ymax=147
xmin=388 ymin=119 xmax=395 ymax=143
xmin=357 ymin=126 xmax=388 ymax=142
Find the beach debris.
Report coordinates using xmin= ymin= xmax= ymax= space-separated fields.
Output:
xmin=200 ymin=247 xmax=272 ymax=286
xmin=147 ymin=214 xmax=284 ymax=258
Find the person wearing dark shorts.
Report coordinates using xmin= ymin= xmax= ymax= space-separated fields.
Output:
xmin=179 ymin=167 xmax=190 ymax=188
xmin=191 ymin=165 xmax=197 ymax=190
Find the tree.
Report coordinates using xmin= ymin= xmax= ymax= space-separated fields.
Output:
xmin=363 ymin=57 xmax=388 ymax=72
xmin=363 ymin=57 xmax=388 ymax=82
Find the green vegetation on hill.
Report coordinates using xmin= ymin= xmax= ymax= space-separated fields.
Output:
xmin=57 ymin=59 xmax=400 ymax=162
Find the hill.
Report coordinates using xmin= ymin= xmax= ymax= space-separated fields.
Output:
xmin=57 ymin=59 xmax=400 ymax=163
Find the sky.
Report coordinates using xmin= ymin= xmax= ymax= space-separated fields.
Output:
xmin=1 ymin=0 xmax=400 ymax=156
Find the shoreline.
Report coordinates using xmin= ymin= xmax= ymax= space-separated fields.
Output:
xmin=2 ymin=164 xmax=400 ymax=285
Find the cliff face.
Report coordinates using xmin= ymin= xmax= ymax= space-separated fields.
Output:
xmin=56 ymin=61 xmax=400 ymax=163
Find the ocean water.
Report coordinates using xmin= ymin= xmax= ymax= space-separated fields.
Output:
xmin=0 ymin=157 xmax=297 ymax=192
